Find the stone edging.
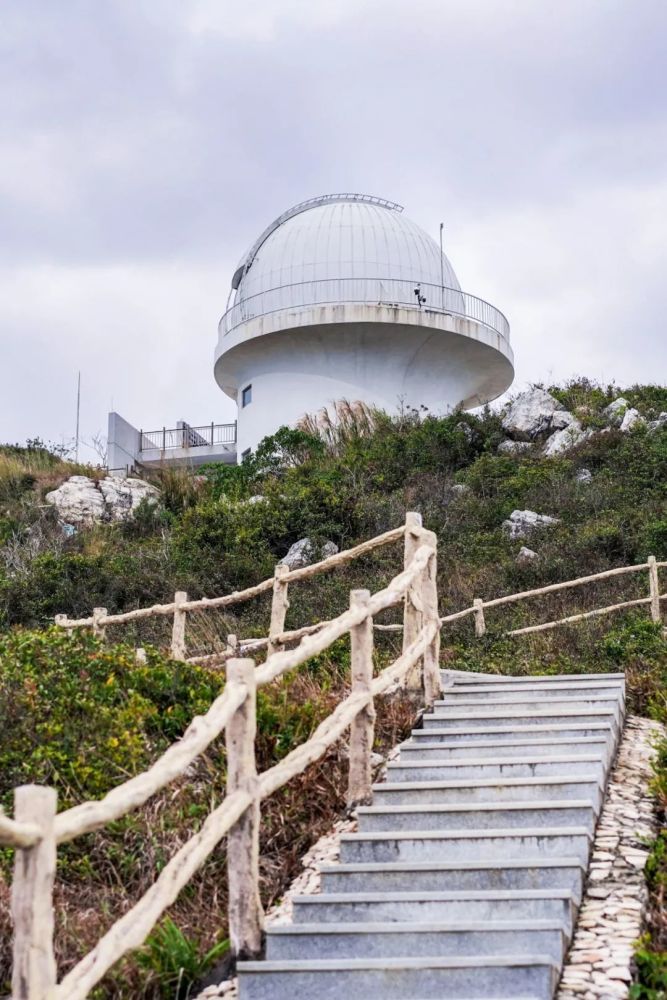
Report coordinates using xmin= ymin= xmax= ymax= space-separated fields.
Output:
xmin=557 ymin=714 xmax=663 ymax=1000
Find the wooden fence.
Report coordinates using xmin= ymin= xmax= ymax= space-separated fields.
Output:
xmin=2 ymin=513 xmax=442 ymax=1000
xmin=4 ymin=513 xmax=667 ymax=999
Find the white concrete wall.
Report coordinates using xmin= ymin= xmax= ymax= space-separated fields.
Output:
xmin=107 ymin=411 xmax=141 ymax=474
xmin=215 ymin=306 xmax=514 ymax=455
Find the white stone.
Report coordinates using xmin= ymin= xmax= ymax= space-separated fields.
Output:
xmin=46 ymin=475 xmax=159 ymax=526
xmin=502 ymin=509 xmax=560 ymax=540
xmin=576 ymin=468 xmax=593 ymax=484
xmin=282 ymin=537 xmax=339 ymax=570
xmin=619 ymin=407 xmax=644 ymax=432
xmin=604 ymin=398 xmax=630 ymax=426
xmin=516 ymin=546 xmax=539 ymax=564
xmin=648 ymin=412 xmax=667 ymax=431
xmin=501 ymin=387 xmax=573 ymax=441
xmin=450 ymin=483 xmax=470 ymax=495
xmin=543 ymin=419 xmax=588 ymax=456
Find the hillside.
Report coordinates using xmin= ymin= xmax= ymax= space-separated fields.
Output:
xmin=2 ymin=378 xmax=667 ymax=998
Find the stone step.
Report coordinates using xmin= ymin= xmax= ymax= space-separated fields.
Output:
xmin=371 ymin=777 xmax=603 ymax=811
xmin=407 ymin=724 xmax=617 ymax=745
xmin=429 ymin=698 xmax=623 ymax=719
xmin=397 ymin=736 xmax=611 ymax=760
xmin=443 ymin=671 xmax=624 ymax=684
xmin=291 ymin=889 xmax=576 ymax=927
xmin=319 ymin=858 xmax=585 ymax=900
xmin=339 ymin=827 xmax=592 ymax=865
xmin=387 ymin=754 xmax=607 ymax=782
xmin=439 ymin=683 xmax=624 ymax=700
xmin=265 ymin=919 xmax=569 ymax=962
xmin=356 ymin=801 xmax=597 ymax=833
xmin=237 ymin=956 xmax=559 ymax=1000
xmin=420 ymin=708 xmax=620 ymax=730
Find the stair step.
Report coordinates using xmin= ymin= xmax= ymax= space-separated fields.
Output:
xmin=408 ymin=724 xmax=617 ymax=744
xmin=292 ymin=889 xmax=576 ymax=927
xmin=397 ymin=736 xmax=611 ymax=760
xmin=319 ymin=858 xmax=585 ymax=899
xmin=339 ymin=827 xmax=592 ymax=864
xmin=439 ymin=682 xmax=624 ymax=700
xmin=443 ymin=671 xmax=624 ymax=684
xmin=387 ymin=755 xmax=607 ymax=781
xmin=372 ymin=777 xmax=603 ymax=810
xmin=356 ymin=801 xmax=597 ymax=833
xmin=432 ymin=696 xmax=623 ymax=712
xmin=420 ymin=708 xmax=620 ymax=730
xmin=265 ymin=919 xmax=569 ymax=962
xmin=237 ymin=955 xmax=560 ymax=999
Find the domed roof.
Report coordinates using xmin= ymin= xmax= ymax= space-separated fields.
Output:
xmin=231 ymin=194 xmax=461 ymax=306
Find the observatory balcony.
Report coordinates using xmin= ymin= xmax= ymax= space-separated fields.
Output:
xmin=220 ymin=278 xmax=510 ymax=342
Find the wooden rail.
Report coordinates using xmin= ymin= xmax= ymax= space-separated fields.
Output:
xmin=3 ymin=514 xmax=440 ymax=1000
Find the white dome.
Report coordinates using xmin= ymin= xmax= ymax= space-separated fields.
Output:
xmin=231 ymin=194 xmax=461 ymax=313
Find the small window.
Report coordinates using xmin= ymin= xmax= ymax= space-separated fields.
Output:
xmin=241 ymin=384 xmax=252 ymax=407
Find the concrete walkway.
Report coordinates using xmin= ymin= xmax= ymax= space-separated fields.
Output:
xmin=238 ymin=671 xmax=626 ymax=999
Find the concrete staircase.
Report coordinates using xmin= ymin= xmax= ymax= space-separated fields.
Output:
xmin=237 ymin=670 xmax=625 ymax=999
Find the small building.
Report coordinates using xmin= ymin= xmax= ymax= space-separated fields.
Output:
xmin=108 ymin=193 xmax=513 ymax=472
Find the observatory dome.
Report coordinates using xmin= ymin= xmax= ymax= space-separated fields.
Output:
xmin=230 ymin=194 xmax=461 ymax=312
xmin=215 ymin=193 xmax=514 ymax=457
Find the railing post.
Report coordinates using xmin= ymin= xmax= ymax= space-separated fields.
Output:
xmin=171 ymin=591 xmax=188 ymax=660
xmin=403 ymin=511 xmax=423 ymax=691
xmin=226 ymin=658 xmax=263 ymax=960
xmin=226 ymin=634 xmax=239 ymax=657
xmin=347 ymin=590 xmax=376 ymax=809
xmin=267 ymin=564 xmax=290 ymax=657
xmin=92 ymin=607 xmax=107 ymax=640
xmin=421 ymin=530 xmax=442 ymax=706
xmin=11 ymin=785 xmax=57 ymax=1000
xmin=473 ymin=598 xmax=486 ymax=637
xmin=648 ymin=556 xmax=662 ymax=624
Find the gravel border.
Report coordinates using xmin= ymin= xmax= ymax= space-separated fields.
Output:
xmin=557 ymin=714 xmax=663 ymax=1000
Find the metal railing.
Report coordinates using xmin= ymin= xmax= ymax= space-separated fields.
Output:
xmin=220 ymin=277 xmax=510 ymax=342
xmin=139 ymin=422 xmax=237 ymax=453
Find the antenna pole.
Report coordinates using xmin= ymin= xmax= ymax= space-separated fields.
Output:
xmin=75 ymin=371 xmax=81 ymax=463
xmin=439 ymin=222 xmax=445 ymax=311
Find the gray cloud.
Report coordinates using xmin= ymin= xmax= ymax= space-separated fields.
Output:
xmin=2 ymin=0 xmax=667 ymax=455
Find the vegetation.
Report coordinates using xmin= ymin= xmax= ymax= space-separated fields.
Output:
xmin=1 ymin=379 xmax=667 ymax=995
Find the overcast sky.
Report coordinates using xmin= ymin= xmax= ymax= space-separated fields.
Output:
xmin=2 ymin=0 xmax=667 ymax=459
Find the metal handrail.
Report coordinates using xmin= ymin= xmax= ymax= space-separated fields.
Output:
xmin=139 ymin=422 xmax=237 ymax=452
xmin=220 ymin=278 xmax=510 ymax=342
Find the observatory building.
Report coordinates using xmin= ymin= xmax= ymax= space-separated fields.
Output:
xmin=107 ymin=194 xmax=513 ymax=473
xmin=214 ymin=193 xmax=514 ymax=456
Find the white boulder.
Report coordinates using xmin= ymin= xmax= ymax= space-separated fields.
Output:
xmin=604 ymin=397 xmax=630 ymax=426
xmin=516 ymin=546 xmax=539 ymax=564
xmin=46 ymin=475 xmax=159 ymax=526
xmin=450 ymin=483 xmax=470 ymax=496
xmin=648 ymin=413 xmax=667 ymax=432
xmin=282 ymin=537 xmax=339 ymax=570
xmin=503 ymin=509 xmax=560 ymax=540
xmin=543 ymin=419 xmax=588 ymax=457
xmin=619 ymin=407 xmax=644 ymax=432
xmin=576 ymin=468 xmax=593 ymax=484
xmin=501 ymin=388 xmax=573 ymax=441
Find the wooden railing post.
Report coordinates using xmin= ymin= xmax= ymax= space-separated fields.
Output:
xmin=403 ymin=511 xmax=423 ymax=691
xmin=92 ymin=607 xmax=107 ymax=640
xmin=11 ymin=785 xmax=57 ymax=1000
xmin=225 ymin=658 xmax=263 ymax=959
xmin=171 ymin=591 xmax=188 ymax=660
xmin=347 ymin=590 xmax=376 ymax=809
xmin=473 ymin=598 xmax=486 ymax=637
xmin=648 ymin=556 xmax=662 ymax=624
xmin=421 ymin=530 xmax=442 ymax=706
xmin=268 ymin=564 xmax=290 ymax=657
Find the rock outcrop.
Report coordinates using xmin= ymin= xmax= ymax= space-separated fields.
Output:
xmin=282 ymin=538 xmax=339 ymax=570
xmin=503 ymin=509 xmax=560 ymax=540
xmin=516 ymin=545 xmax=539 ymax=564
xmin=46 ymin=475 xmax=160 ymax=526
xmin=501 ymin=388 xmax=573 ymax=441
